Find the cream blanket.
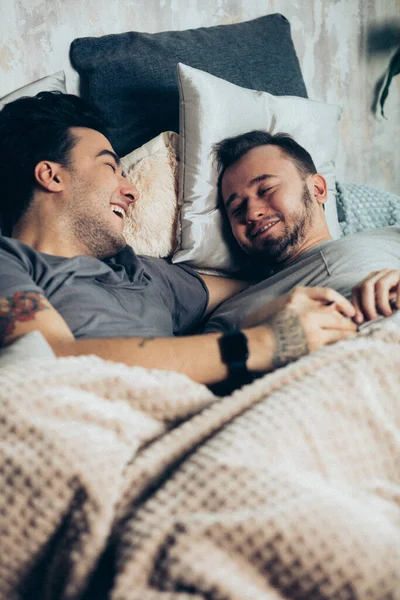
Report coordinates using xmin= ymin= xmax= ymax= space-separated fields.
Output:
xmin=0 ymin=321 xmax=399 ymax=600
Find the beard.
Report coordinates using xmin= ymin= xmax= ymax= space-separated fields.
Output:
xmin=245 ymin=184 xmax=314 ymax=269
xmin=72 ymin=215 xmax=127 ymax=260
xmin=66 ymin=174 xmax=127 ymax=260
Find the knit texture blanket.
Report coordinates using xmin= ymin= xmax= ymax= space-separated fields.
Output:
xmin=1 ymin=319 xmax=400 ymax=600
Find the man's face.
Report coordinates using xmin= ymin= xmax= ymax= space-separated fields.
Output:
xmin=61 ymin=127 xmax=138 ymax=259
xmin=221 ymin=145 xmax=318 ymax=266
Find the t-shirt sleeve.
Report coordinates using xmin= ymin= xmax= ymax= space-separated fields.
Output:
xmin=0 ymin=238 xmax=44 ymax=298
xmin=144 ymin=258 xmax=209 ymax=335
xmin=171 ymin=264 xmax=209 ymax=334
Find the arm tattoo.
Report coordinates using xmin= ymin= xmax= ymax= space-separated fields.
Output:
xmin=138 ymin=337 xmax=155 ymax=348
xmin=0 ymin=291 xmax=49 ymax=345
xmin=268 ymin=309 xmax=309 ymax=370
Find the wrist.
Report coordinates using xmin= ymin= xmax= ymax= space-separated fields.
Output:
xmin=218 ymin=330 xmax=253 ymax=386
xmin=268 ymin=309 xmax=309 ymax=369
xmin=244 ymin=325 xmax=276 ymax=373
xmin=244 ymin=309 xmax=309 ymax=374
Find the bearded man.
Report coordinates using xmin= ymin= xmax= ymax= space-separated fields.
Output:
xmin=205 ymin=130 xmax=400 ymax=334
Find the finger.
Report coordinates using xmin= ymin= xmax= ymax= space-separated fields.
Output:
xmin=360 ymin=270 xmax=400 ymax=320
xmin=298 ymin=287 xmax=356 ymax=318
xmin=375 ymin=275 xmax=396 ymax=317
xmin=318 ymin=308 xmax=358 ymax=332
xmin=352 ymin=269 xmax=390 ymax=324
xmin=385 ymin=273 xmax=400 ymax=311
xmin=396 ymin=281 xmax=400 ymax=310
xmin=356 ymin=269 xmax=391 ymax=287
xmin=351 ymin=287 xmax=365 ymax=324
xmin=357 ymin=280 xmax=379 ymax=321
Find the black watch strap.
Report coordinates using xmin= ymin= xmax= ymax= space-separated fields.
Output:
xmin=218 ymin=330 xmax=253 ymax=386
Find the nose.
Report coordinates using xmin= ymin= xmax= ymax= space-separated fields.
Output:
xmin=120 ymin=178 xmax=139 ymax=205
xmin=246 ymin=197 xmax=265 ymax=222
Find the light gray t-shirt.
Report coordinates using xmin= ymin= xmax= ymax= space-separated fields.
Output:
xmin=205 ymin=226 xmax=400 ymax=333
xmin=0 ymin=236 xmax=208 ymax=338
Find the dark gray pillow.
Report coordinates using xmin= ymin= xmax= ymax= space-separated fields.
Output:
xmin=70 ymin=14 xmax=307 ymax=156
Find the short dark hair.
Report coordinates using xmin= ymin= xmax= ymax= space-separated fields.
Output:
xmin=0 ymin=91 xmax=107 ymax=235
xmin=213 ymin=130 xmax=317 ymax=205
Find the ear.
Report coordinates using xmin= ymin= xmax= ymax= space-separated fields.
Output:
xmin=310 ymin=173 xmax=328 ymax=206
xmin=34 ymin=161 xmax=65 ymax=192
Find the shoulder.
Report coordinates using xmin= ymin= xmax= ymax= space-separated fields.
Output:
xmin=0 ymin=235 xmax=39 ymax=268
xmin=333 ymin=226 xmax=399 ymax=246
xmin=0 ymin=235 xmax=25 ymax=254
xmin=320 ymin=226 xmax=400 ymax=259
xmin=0 ymin=237 xmax=49 ymax=298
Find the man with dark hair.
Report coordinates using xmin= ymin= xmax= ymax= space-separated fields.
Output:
xmin=205 ymin=130 xmax=400 ymax=334
xmin=0 ymin=92 xmax=109 ymax=237
xmin=0 ymin=93 xmax=359 ymax=387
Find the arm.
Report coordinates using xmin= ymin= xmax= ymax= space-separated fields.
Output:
xmin=200 ymin=274 xmax=250 ymax=315
xmin=0 ymin=291 xmax=75 ymax=347
xmin=351 ymin=269 xmax=400 ymax=324
xmin=0 ymin=287 xmax=356 ymax=385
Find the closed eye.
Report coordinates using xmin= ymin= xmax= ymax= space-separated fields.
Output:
xmin=106 ymin=163 xmax=117 ymax=173
xmin=230 ymin=203 xmax=246 ymax=218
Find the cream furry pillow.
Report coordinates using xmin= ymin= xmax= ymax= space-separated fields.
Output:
xmin=121 ymin=131 xmax=179 ymax=257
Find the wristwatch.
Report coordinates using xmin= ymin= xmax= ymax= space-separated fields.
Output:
xmin=218 ymin=330 xmax=253 ymax=386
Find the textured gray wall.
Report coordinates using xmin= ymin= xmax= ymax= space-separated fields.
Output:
xmin=1 ymin=0 xmax=399 ymax=193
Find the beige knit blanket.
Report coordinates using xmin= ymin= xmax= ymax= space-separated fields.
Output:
xmin=1 ymin=321 xmax=400 ymax=600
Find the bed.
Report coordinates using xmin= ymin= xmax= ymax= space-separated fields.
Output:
xmin=0 ymin=13 xmax=400 ymax=600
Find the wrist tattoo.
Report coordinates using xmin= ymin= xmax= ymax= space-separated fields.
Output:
xmin=269 ymin=309 xmax=309 ymax=369
xmin=0 ymin=291 xmax=49 ymax=345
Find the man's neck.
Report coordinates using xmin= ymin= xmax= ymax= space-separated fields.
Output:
xmin=253 ymin=228 xmax=332 ymax=278
xmin=11 ymin=196 xmax=93 ymax=257
xmin=14 ymin=225 xmax=90 ymax=258
xmin=282 ymin=229 xmax=332 ymax=267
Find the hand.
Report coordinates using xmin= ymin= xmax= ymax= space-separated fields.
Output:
xmin=351 ymin=269 xmax=400 ymax=325
xmin=244 ymin=286 xmax=355 ymax=331
xmin=244 ymin=287 xmax=357 ymax=371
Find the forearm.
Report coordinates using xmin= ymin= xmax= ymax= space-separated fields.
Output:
xmin=2 ymin=288 xmax=356 ymax=386
xmin=0 ymin=290 xmax=275 ymax=386
xmin=200 ymin=274 xmax=251 ymax=315
xmin=52 ymin=327 xmax=275 ymax=386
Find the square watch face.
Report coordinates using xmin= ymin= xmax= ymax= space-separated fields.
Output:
xmin=220 ymin=331 xmax=249 ymax=363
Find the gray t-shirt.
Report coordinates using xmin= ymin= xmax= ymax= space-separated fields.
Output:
xmin=0 ymin=237 xmax=208 ymax=338
xmin=205 ymin=226 xmax=400 ymax=333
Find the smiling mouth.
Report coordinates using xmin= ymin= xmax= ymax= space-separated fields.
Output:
xmin=251 ymin=220 xmax=280 ymax=238
xmin=111 ymin=204 xmax=126 ymax=219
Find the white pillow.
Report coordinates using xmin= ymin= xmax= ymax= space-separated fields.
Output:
xmin=172 ymin=63 xmax=342 ymax=274
xmin=0 ymin=71 xmax=66 ymax=110
xmin=122 ymin=132 xmax=179 ymax=258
